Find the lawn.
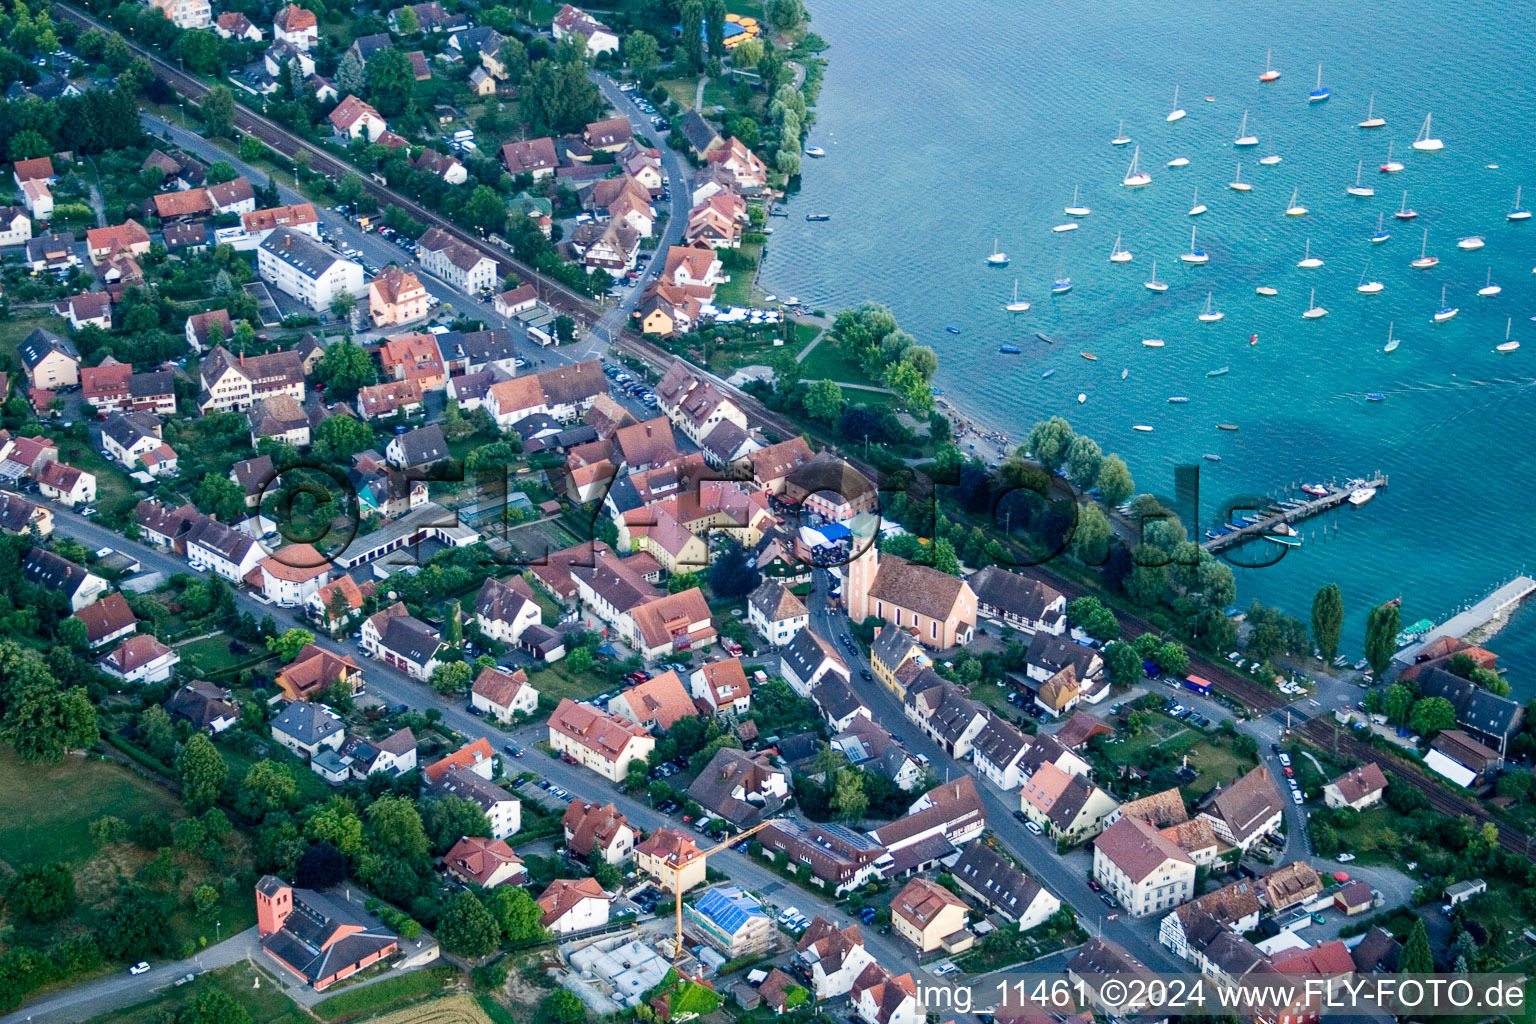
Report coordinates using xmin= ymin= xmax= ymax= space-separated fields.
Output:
xmin=712 ymin=240 xmax=763 ymax=308
xmin=0 ymin=312 xmax=68 ymax=365
xmin=85 ymin=962 xmax=305 ymax=1024
xmin=176 ymin=633 xmax=276 ymax=679
xmin=311 ymin=966 xmax=459 ymax=1022
xmin=1103 ymin=713 xmax=1199 ymax=764
xmin=50 ymin=434 xmax=140 ymax=516
xmin=0 ymin=749 xmax=183 ymax=870
xmin=795 ymin=338 xmax=886 ymax=391
xmin=528 ymin=658 xmax=609 ymax=703
xmin=1179 ymin=737 xmax=1257 ymax=797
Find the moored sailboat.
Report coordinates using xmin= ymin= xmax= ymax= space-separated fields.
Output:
xmin=1229 ymin=162 xmax=1251 ymax=191
xmin=1410 ymin=229 xmax=1438 ymax=268
xmin=1259 ymin=49 xmax=1280 ymax=82
xmin=1234 ymin=110 xmax=1258 ymax=146
xmin=1380 ymin=142 xmax=1404 ymax=173
xmin=1358 ymin=93 xmax=1385 ymax=128
xmin=1197 ymin=292 xmax=1224 ymax=322
xmin=1122 ymin=146 xmax=1151 ymax=187
xmin=1383 ymin=321 xmax=1400 ymax=352
xmin=1432 ymin=285 xmax=1457 ymax=322
xmin=1412 ymin=112 xmax=1444 ymax=151
xmin=1302 ymin=288 xmax=1327 ymax=318
xmin=1346 ymin=161 xmax=1375 ymax=197
xmin=1144 ymin=258 xmax=1168 ymax=292
xmin=1181 ymin=226 xmax=1208 ymax=264
xmin=1478 ymin=268 xmax=1502 ymax=297
xmin=1308 ymin=64 xmax=1330 ymax=102
xmin=1167 ymin=86 xmax=1186 ymax=122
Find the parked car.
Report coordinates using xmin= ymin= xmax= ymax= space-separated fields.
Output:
xmin=1024 ymin=820 xmax=1043 ymax=835
xmin=1278 ymin=752 xmax=1292 ymax=767
xmin=129 ymin=962 xmax=151 ymax=976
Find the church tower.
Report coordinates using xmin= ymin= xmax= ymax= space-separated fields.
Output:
xmin=845 ymin=538 xmax=878 ymax=624
xmin=255 ymin=876 xmax=294 ymax=936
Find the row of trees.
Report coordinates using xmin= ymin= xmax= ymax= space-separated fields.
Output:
xmin=826 ymin=304 xmax=940 ymax=413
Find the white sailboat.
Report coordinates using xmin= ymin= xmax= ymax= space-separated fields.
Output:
xmin=985 ymin=239 xmax=1009 ymax=266
xmin=1371 ymin=214 xmax=1390 ymax=244
xmin=1383 ymin=321 xmax=1400 ymax=352
xmin=1302 ymin=288 xmax=1327 ymax=318
xmin=1410 ymin=229 xmax=1438 ymax=269
xmin=1108 ymin=233 xmax=1133 ymax=263
xmin=1005 ymin=280 xmax=1030 ymax=312
xmin=1357 ymin=262 xmax=1383 ymax=293
xmin=1412 ymin=113 xmax=1444 ymax=151
xmin=1197 ymin=292 xmax=1224 ymax=322
xmin=1167 ymin=86 xmax=1186 ymax=122
xmin=1229 ymin=162 xmax=1251 ymax=191
xmin=1497 ymin=318 xmax=1520 ymax=352
xmin=1380 ymin=141 xmax=1404 ymax=173
xmin=1457 ymin=235 xmax=1485 ymax=251
xmin=1234 ymin=110 xmax=1258 ymax=146
xmin=1478 ymin=268 xmax=1502 ymax=297
xmin=1297 ymin=239 xmax=1323 ymax=268
xmin=1189 ymin=188 xmax=1207 ymax=216
xmin=1433 ymin=285 xmax=1458 ymax=322
xmin=1144 ymin=258 xmax=1168 ymax=292
xmin=1510 ymin=186 xmax=1531 ymax=221
xmin=1122 ymin=146 xmax=1151 ymax=187
xmin=1285 ymin=187 xmax=1307 ymax=216
xmin=1065 ymin=185 xmax=1091 ymax=217
xmin=1308 ymin=64 xmax=1330 ymax=102
xmin=1167 ymin=156 xmax=1190 ymax=168
xmin=1358 ymin=94 xmax=1385 ymax=128
xmin=1181 ymin=226 xmax=1209 ymax=264
xmin=1111 ymin=120 xmax=1131 ymax=146
xmin=1346 ymin=161 xmax=1375 ymax=197
xmin=1259 ymin=48 xmax=1280 ymax=82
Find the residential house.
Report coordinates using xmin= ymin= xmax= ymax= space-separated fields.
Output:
xmin=185 ymin=517 xmax=266 ymax=582
xmin=1426 ymin=729 xmax=1503 ymax=787
xmin=1035 ymin=665 xmax=1081 ymax=718
xmin=215 ymin=11 xmax=262 ymax=39
xmin=747 ymin=578 xmax=808 ymax=646
xmin=952 ymin=844 xmax=1062 ymax=931
xmin=36 ymin=460 xmax=95 ymax=507
xmin=813 ymin=676 xmax=871 ymax=733
xmin=255 ymin=876 xmax=397 ymax=991
xmin=660 ymin=244 xmax=726 ymax=291
xmin=970 ymin=711 xmax=1033 ymax=791
xmin=685 ymin=191 xmax=746 ymax=248
xmin=1067 ymin=938 xmax=1155 ymax=1017
xmin=607 ymin=669 xmax=697 ymax=733
xmin=562 ymin=800 xmax=635 ymax=866
xmin=547 ymin=698 xmax=655 ymax=782
xmin=145 ymin=0 xmax=211 ymax=29
xmin=499 ymin=137 xmax=559 ymax=178
xmin=72 ymin=592 xmax=137 ymax=650
xmin=411 ymin=147 xmax=467 ymax=184
xmin=847 ymin=546 xmax=977 ymax=649
xmin=22 ymin=547 xmax=108 ymax=611
xmin=1025 ymin=632 xmax=1105 ymax=686
xmin=868 ymin=776 xmax=987 ymax=855
xmin=584 ymin=116 xmax=632 ymax=152
xmin=537 ymin=877 xmax=610 ymax=934
xmin=101 ymin=634 xmax=179 ymax=684
xmin=185 ymin=309 xmax=233 ymax=354
xmin=903 ymin=672 xmax=988 ymax=757
xmin=890 ymin=877 xmax=972 ymax=954
xmin=197 ymin=345 xmax=306 ymax=413
xmin=690 ymin=657 xmax=752 ymax=717
xmin=472 ymin=575 xmax=542 ymax=648
xmin=272 ymin=4 xmax=318 ymax=48
xmin=432 ymin=765 xmax=521 ymax=840
xmin=0 ymin=490 xmax=51 ymax=536
xmin=654 ymin=359 xmax=746 ymax=446
xmin=165 ymin=681 xmax=241 ymax=734
xmin=685 ymin=886 xmax=772 ymax=956
xmin=968 ymin=566 xmax=1067 ymax=634
xmin=1021 ymin=761 xmax=1119 ymax=845
xmin=423 ymin=738 xmax=497 ymax=785
xmin=443 ymin=836 xmax=525 ymax=888
xmin=493 ymin=283 xmax=538 ymax=318
xmin=360 ymin=603 xmax=444 ymax=680
xmin=258 ymin=229 xmax=365 ymax=312
xmin=1260 ymin=861 xmax=1325 ymax=912
xmin=384 ymin=423 xmax=448 ymax=471
xmin=705 ymin=137 xmax=769 ymax=191
xmin=275 ymin=644 xmax=363 ymax=702
xmin=368 ymin=266 xmax=430 ymax=327
xmin=100 ymin=412 xmax=178 ymax=475
xmin=850 ymin=964 xmax=917 ymax=1024
xmin=356 ymin=381 xmax=426 ymax=421
xmin=551 ymin=4 xmax=619 ymax=55
xmin=1323 ymin=763 xmax=1388 ymax=810
xmin=238 ymin=203 xmax=321 ymax=249
xmin=53 ymin=291 xmax=111 ymax=331
xmin=758 ymin=819 xmax=891 ymax=895
xmin=133 ymin=498 xmax=201 ymax=550
xmin=250 ymin=543 xmax=331 ymax=607
xmin=617 ymin=141 xmax=663 ymax=192
xmin=247 ymin=395 xmax=312 ymax=448
xmin=1158 ymin=880 xmax=1263 ymax=963
xmin=19 ymin=177 xmax=51 ymax=219
xmin=270 ymin=701 xmax=345 ymax=759
xmin=24 ymin=232 xmax=74 ymax=271
xmin=1198 ymin=766 xmax=1285 ymax=851
xmin=17 ymin=329 xmax=79 ymax=390
xmin=470 ymin=666 xmax=539 ymax=723
xmin=1415 ymin=665 xmax=1525 ymax=756
xmin=635 ymin=828 xmax=707 ymax=892
xmin=831 ymin=718 xmax=923 ymax=791
xmin=686 ymin=747 xmax=790 ymax=827
xmin=379 ymin=332 xmax=447 ymax=391
xmin=677 ymin=110 xmax=723 ymax=160
xmin=779 ymin=628 xmax=850 ymax=697
xmin=85 ymin=220 xmax=151 ymax=265
xmin=0 ymin=205 xmax=30 ymax=246
xmin=337 ymin=728 xmax=415 ymax=779
xmin=870 ymin=626 xmax=928 ymax=699
xmin=794 ymin=918 xmax=875 ymax=1001
xmin=1093 ymin=815 xmax=1197 ymax=918
xmin=416 ymin=227 xmax=497 ymax=293
xmin=308 ymin=576 xmax=368 ymax=633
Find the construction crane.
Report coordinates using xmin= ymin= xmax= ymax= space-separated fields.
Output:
xmin=669 ymin=818 xmax=778 ymax=964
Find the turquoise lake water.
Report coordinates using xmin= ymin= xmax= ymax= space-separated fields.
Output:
xmin=760 ymin=0 xmax=1536 ymax=682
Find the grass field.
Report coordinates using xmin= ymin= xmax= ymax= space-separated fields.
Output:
xmin=312 ymin=966 xmax=459 ymax=1022
xmin=85 ymin=962 xmax=304 ymax=1024
xmin=1180 ymin=737 xmax=1256 ymax=796
xmin=529 ymin=659 xmax=609 ymax=702
xmin=0 ymin=312 xmax=68 ymax=365
xmin=50 ymin=437 xmax=139 ymax=516
xmin=176 ymin=634 xmax=275 ymax=679
xmin=0 ymin=750 xmax=182 ymax=870
xmin=712 ymin=241 xmax=763 ymax=308
xmin=794 ymin=339 xmax=886 ymax=391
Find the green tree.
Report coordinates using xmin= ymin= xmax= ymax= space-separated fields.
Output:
xmin=305 ymin=797 xmax=364 ymax=856
xmin=8 ymin=129 xmax=52 ymax=160
xmin=137 ymin=704 xmax=176 ymax=761
xmin=429 ymin=661 xmax=473 ymax=695
xmin=803 ymin=379 xmax=845 ymax=421
xmin=497 ymin=37 xmax=528 ymax=81
xmin=1026 ymin=417 xmax=1075 ymax=474
xmin=195 ymin=472 xmax=248 ymax=524
xmin=265 ymin=628 xmax=315 ymax=662
xmin=708 ymin=539 xmax=759 ymax=598
xmin=1363 ymin=602 xmax=1401 ymax=676
xmin=6 ymin=682 xmax=99 ymax=764
xmin=931 ymin=537 xmax=960 ymax=576
xmin=177 ymin=733 xmax=228 ymax=813
xmin=421 ymin=795 xmax=492 ymax=853
xmin=731 ymin=36 xmax=763 ymax=69
xmin=832 ymin=768 xmax=867 ymax=821
xmin=185 ymin=989 xmax=251 ymax=1024
xmin=1308 ymin=820 xmax=1340 ymax=857
xmin=1095 ymin=455 xmax=1134 ymax=507
xmin=566 ymin=646 xmax=594 ymax=674
xmin=1126 ymin=545 xmax=1167 ymax=606
xmin=1409 ymin=697 xmax=1456 ymax=737
xmin=1067 ymin=596 xmax=1118 ymax=641
xmin=1063 ymin=436 xmax=1103 ymax=490
xmin=316 ymin=340 xmax=377 ymax=395
xmin=201 ymin=84 xmax=236 ymax=137
xmin=1383 ymin=683 xmax=1414 ymax=725
xmin=438 ymin=890 xmax=502 ymax=956
xmin=1400 ymin=918 xmax=1433 ymax=973
xmin=541 ymin=989 xmax=588 ymax=1024
xmin=395 ymin=4 xmax=419 ymax=32
xmin=329 ymin=291 xmax=357 ymax=320
xmin=1154 ymin=641 xmax=1189 ymax=677
xmin=623 ymin=30 xmax=659 ymax=76
xmin=366 ymin=49 xmax=417 ymax=117
xmin=237 ymin=759 xmax=298 ymax=820
xmin=240 ymin=135 xmax=265 ymax=161
xmin=463 ymin=185 xmax=507 ymax=235
xmin=337 ymin=50 xmax=366 ymax=96
xmin=192 ymin=883 xmax=220 ymax=917
xmin=55 ymin=616 xmax=86 ymax=652
xmin=1310 ymin=583 xmax=1344 ymax=662
xmin=1103 ymin=641 xmax=1142 ymax=687
xmin=486 ymin=885 xmax=547 ymax=942
xmin=5 ymin=862 xmax=74 ymax=922
xmin=766 ymin=0 xmax=807 ymax=32
xmin=314 ymin=414 xmax=374 ymax=462
xmin=1071 ymin=501 xmax=1111 ymax=565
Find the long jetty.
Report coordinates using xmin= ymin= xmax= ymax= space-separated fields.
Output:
xmin=1201 ymin=475 xmax=1389 ymax=553
xmin=1393 ymin=575 xmax=1536 ymax=665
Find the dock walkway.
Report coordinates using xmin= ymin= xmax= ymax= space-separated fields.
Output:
xmin=1201 ymin=475 xmax=1388 ymax=554
xmin=1393 ymin=575 xmax=1536 ymax=665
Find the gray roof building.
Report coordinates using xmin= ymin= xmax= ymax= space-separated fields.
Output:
xmin=271 ymin=701 xmax=345 ymax=748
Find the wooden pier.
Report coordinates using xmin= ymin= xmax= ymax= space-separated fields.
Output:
xmin=1393 ymin=575 xmax=1536 ymax=665
xmin=1200 ymin=474 xmax=1389 ymax=553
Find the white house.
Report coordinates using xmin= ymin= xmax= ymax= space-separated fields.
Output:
xmin=850 ymin=964 xmax=918 ymax=1024
xmin=551 ymin=4 xmax=619 ymax=55
xmin=272 ymin=3 xmax=318 ymax=48
xmin=184 ymin=517 xmax=267 ymax=583
xmin=0 ymin=205 xmax=32 ymax=246
xmin=1092 ymin=816 xmax=1197 ymax=919
xmin=434 ymin=766 xmax=521 ymax=840
xmin=35 ymin=461 xmax=96 ymax=507
xmin=472 ymin=575 xmax=542 ymax=645
xmin=258 ymin=228 xmax=365 ymax=312
xmin=100 ymin=634 xmax=180 ymax=684
xmin=547 ymin=699 xmax=654 ymax=782
xmin=747 ymin=578 xmax=808 ymax=646
xmin=252 ymin=544 xmax=331 ymax=607
xmin=470 ymin=666 xmax=539 ymax=723
xmin=794 ymin=918 xmax=876 ymax=1001
xmin=779 ymin=628 xmax=850 ymax=698
xmin=328 ymin=95 xmax=387 ymax=143
xmin=969 ymin=712 xmax=1032 ymax=792
xmin=270 ymin=701 xmax=346 ymax=760
xmin=417 ymin=228 xmax=497 ymax=294
xmin=689 ymin=658 xmax=752 ymax=717
xmin=538 ymin=877 xmax=611 ymax=934
xmin=360 ymin=603 xmax=445 ymax=681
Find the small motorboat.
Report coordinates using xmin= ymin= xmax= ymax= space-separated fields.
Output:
xmin=1077 ymin=393 xmax=1087 ymax=403
xmin=1053 ymin=222 xmax=1080 ymax=233
xmin=1051 ymin=277 xmax=1073 ymax=295
xmin=1458 ymin=236 xmax=1485 ymax=251
xmin=1265 ymin=535 xmax=1302 ymax=548
xmin=945 ymin=325 xmax=962 ymax=333
xmin=1203 ymin=453 xmax=1222 ymax=461
xmin=1081 ymin=352 xmax=1098 ymax=361
xmin=1168 ymin=396 xmax=1190 ymax=404
xmin=1036 ymin=332 xmax=1054 ymax=343
xmin=1121 ymin=368 xmax=1129 ymax=379
xmin=1364 ymin=394 xmax=1385 ymax=403
xmin=1259 ymin=154 xmax=1282 ymax=165
xmin=1041 ymin=367 xmax=1055 ymax=377
xmin=1218 ymin=424 xmax=1239 ymax=431
xmin=804 ymin=145 xmax=826 ymax=157
xmin=806 ymin=213 xmax=831 ymax=221
xmin=1167 ymin=156 xmax=1190 ymax=168
xmin=1350 ymin=487 xmax=1378 ymax=505
xmin=1256 ymin=286 xmax=1278 ymax=296
xmin=1142 ymin=339 xmax=1165 ymax=347
xmin=1133 ymin=424 xmax=1154 ymax=432
xmin=1206 ymin=366 xmax=1230 ymax=377
xmin=1249 ymin=333 xmax=1258 ymax=344
xmin=1302 ymin=484 xmax=1329 ymax=496
xmin=999 ymin=344 xmax=1022 ymax=354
